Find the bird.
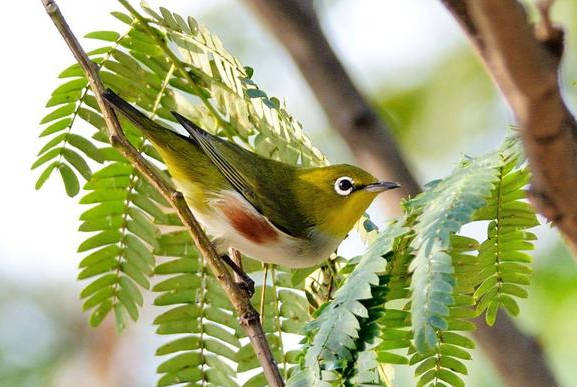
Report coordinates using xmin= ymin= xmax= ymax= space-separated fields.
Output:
xmin=103 ymin=90 xmax=399 ymax=292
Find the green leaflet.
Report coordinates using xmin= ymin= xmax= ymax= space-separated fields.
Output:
xmin=410 ymin=235 xmax=478 ymax=387
xmin=76 ymin=164 xmax=160 ymax=324
xmin=238 ymin=266 xmax=309 ymax=383
xmin=34 ymin=29 xmax=122 ymax=193
xmin=35 ymin=161 xmax=60 ymax=190
xmin=58 ymin=163 xmax=80 ymax=197
xmin=288 ymin=219 xmax=408 ymax=386
xmin=407 ymin=139 xmax=521 ymax=353
xmin=152 ymin=229 xmax=240 ymax=386
xmin=136 ymin=2 xmax=328 ymax=167
xmin=40 ymin=103 xmax=76 ymax=124
xmin=72 ymin=22 xmax=173 ymax=332
xmin=473 ymin=154 xmax=538 ymax=325
xmin=85 ymin=30 xmax=121 ymax=42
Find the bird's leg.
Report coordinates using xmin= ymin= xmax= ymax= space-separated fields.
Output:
xmin=220 ymin=250 xmax=255 ymax=297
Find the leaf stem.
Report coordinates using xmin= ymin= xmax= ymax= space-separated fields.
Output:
xmin=271 ymin=266 xmax=287 ymax=379
xmin=259 ymin=263 xmax=268 ymax=322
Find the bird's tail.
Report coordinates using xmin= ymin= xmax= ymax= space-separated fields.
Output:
xmin=103 ymin=89 xmax=175 ymax=143
xmin=103 ymin=89 xmax=211 ymax=183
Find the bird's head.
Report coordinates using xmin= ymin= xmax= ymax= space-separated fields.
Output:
xmin=295 ymin=164 xmax=399 ymax=238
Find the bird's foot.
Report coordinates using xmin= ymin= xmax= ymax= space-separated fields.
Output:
xmin=220 ymin=254 xmax=255 ymax=298
xmin=236 ymin=276 xmax=255 ymax=298
xmin=239 ymin=309 xmax=260 ymax=327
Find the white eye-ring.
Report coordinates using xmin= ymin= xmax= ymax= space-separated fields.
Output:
xmin=334 ymin=176 xmax=354 ymax=196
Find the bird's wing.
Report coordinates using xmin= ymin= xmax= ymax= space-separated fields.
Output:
xmin=172 ymin=112 xmax=258 ymax=201
xmin=172 ymin=112 xmax=311 ymax=238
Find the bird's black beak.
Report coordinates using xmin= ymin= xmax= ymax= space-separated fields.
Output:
xmin=362 ymin=181 xmax=400 ymax=193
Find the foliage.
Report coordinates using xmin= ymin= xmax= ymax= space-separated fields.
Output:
xmin=34 ymin=2 xmax=541 ymax=386
xmin=408 ymin=235 xmax=478 ymax=387
xmin=289 ymin=136 xmax=539 ymax=386
xmin=473 ymin=156 xmax=538 ymax=325
xmin=34 ymin=3 xmax=324 ymax=385
xmin=406 ymin=140 xmax=514 ymax=353
xmin=289 ymin=219 xmax=408 ymax=385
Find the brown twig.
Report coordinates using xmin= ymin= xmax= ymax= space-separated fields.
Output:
xmin=246 ymin=0 xmax=559 ymax=385
xmin=244 ymin=0 xmax=420 ymax=216
xmin=40 ymin=1 xmax=283 ymax=385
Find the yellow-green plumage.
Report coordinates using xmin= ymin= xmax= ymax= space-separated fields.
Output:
xmin=104 ymin=90 xmax=398 ymax=267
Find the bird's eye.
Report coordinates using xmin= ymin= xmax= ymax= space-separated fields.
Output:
xmin=334 ymin=176 xmax=354 ymax=196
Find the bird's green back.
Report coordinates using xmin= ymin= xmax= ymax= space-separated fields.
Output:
xmin=174 ymin=113 xmax=315 ymax=238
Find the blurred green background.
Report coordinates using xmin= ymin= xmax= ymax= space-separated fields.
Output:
xmin=1 ymin=0 xmax=577 ymax=386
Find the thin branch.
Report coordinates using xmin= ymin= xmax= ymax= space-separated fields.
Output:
xmin=244 ymin=0 xmax=421 ymax=216
xmin=40 ymin=1 xmax=284 ymax=385
xmin=245 ymin=0 xmax=559 ymax=385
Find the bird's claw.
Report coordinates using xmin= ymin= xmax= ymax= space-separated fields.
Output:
xmin=219 ymin=253 xmax=254 ymax=298
xmin=237 ymin=276 xmax=255 ymax=298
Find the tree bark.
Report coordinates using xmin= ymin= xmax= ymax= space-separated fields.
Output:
xmin=245 ymin=0 xmax=559 ymax=386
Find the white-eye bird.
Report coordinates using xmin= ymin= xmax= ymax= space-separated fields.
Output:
xmin=104 ymin=90 xmax=399 ymax=289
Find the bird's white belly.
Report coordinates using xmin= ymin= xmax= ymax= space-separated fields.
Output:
xmin=190 ymin=190 xmax=338 ymax=268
